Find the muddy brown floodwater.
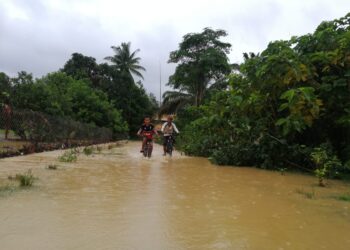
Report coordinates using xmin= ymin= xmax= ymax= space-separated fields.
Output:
xmin=0 ymin=141 xmax=350 ymax=250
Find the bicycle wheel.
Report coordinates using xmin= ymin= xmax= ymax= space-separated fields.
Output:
xmin=166 ymin=138 xmax=173 ymax=156
xmin=147 ymin=143 xmax=153 ymax=158
xmin=143 ymin=143 xmax=148 ymax=157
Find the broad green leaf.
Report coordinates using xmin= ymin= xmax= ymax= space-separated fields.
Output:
xmin=280 ymin=89 xmax=295 ymax=101
xmin=276 ymin=118 xmax=287 ymax=126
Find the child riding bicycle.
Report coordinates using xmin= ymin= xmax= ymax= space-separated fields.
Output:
xmin=137 ymin=117 xmax=158 ymax=153
xmin=161 ymin=115 xmax=179 ymax=156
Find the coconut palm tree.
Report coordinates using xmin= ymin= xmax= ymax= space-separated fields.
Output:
xmin=104 ymin=42 xmax=146 ymax=81
xmin=160 ymin=90 xmax=194 ymax=115
xmin=160 ymin=76 xmax=228 ymax=115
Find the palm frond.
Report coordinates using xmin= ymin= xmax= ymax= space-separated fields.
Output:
xmin=131 ymin=64 xmax=146 ymax=71
xmin=159 ymin=91 xmax=193 ymax=115
xmin=130 ymin=69 xmax=144 ymax=80
xmin=105 ymin=42 xmax=145 ymax=82
xmin=104 ymin=56 xmax=114 ymax=61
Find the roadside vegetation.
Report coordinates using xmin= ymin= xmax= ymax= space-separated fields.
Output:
xmin=163 ymin=13 xmax=350 ymax=185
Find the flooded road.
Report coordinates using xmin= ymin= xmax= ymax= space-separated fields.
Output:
xmin=0 ymin=141 xmax=350 ymax=250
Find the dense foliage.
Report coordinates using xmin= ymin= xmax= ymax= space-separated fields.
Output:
xmin=1 ymin=42 xmax=157 ymax=136
xmin=176 ymin=13 xmax=350 ymax=178
xmin=4 ymin=71 xmax=127 ymax=134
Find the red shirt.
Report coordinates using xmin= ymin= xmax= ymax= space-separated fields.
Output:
xmin=139 ymin=124 xmax=155 ymax=139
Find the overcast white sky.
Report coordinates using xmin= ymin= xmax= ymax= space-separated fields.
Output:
xmin=1 ymin=0 xmax=349 ymax=99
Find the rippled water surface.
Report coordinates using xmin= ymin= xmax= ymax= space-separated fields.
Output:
xmin=0 ymin=141 xmax=350 ymax=250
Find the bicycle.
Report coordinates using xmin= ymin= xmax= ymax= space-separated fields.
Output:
xmin=165 ymin=134 xmax=175 ymax=156
xmin=142 ymin=131 xmax=154 ymax=158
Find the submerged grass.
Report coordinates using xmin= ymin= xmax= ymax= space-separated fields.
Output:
xmin=83 ymin=146 xmax=94 ymax=156
xmin=1 ymin=170 xmax=37 ymax=197
xmin=8 ymin=170 xmax=37 ymax=187
xmin=334 ymin=194 xmax=350 ymax=202
xmin=0 ymin=184 xmax=17 ymax=196
xmin=15 ymin=170 xmax=36 ymax=187
xmin=47 ymin=164 xmax=58 ymax=170
xmin=59 ymin=149 xmax=78 ymax=162
xmin=296 ymin=187 xmax=316 ymax=199
xmin=96 ymin=146 xmax=103 ymax=153
xmin=108 ymin=142 xmax=122 ymax=150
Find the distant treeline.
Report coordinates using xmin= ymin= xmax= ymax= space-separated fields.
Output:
xmin=0 ymin=42 xmax=158 ymax=136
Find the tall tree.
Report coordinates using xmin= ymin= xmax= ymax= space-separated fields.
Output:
xmin=62 ymin=53 xmax=100 ymax=87
xmin=104 ymin=42 xmax=145 ymax=82
xmin=161 ymin=28 xmax=231 ymax=114
xmin=11 ymin=71 xmax=36 ymax=109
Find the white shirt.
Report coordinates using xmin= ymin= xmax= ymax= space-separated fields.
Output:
xmin=161 ymin=122 xmax=179 ymax=136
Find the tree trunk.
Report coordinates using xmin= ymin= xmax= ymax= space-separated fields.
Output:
xmin=195 ymin=93 xmax=200 ymax=107
xmin=195 ymin=77 xmax=205 ymax=107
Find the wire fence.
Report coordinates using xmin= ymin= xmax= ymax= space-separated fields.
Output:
xmin=0 ymin=107 xmax=122 ymax=157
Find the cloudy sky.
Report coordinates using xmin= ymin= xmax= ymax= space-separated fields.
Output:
xmin=1 ymin=0 xmax=349 ymax=99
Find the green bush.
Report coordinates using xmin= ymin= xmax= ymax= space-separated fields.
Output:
xmin=311 ymin=145 xmax=342 ymax=186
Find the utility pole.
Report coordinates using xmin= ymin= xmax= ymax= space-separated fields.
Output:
xmin=159 ymin=61 xmax=162 ymax=108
